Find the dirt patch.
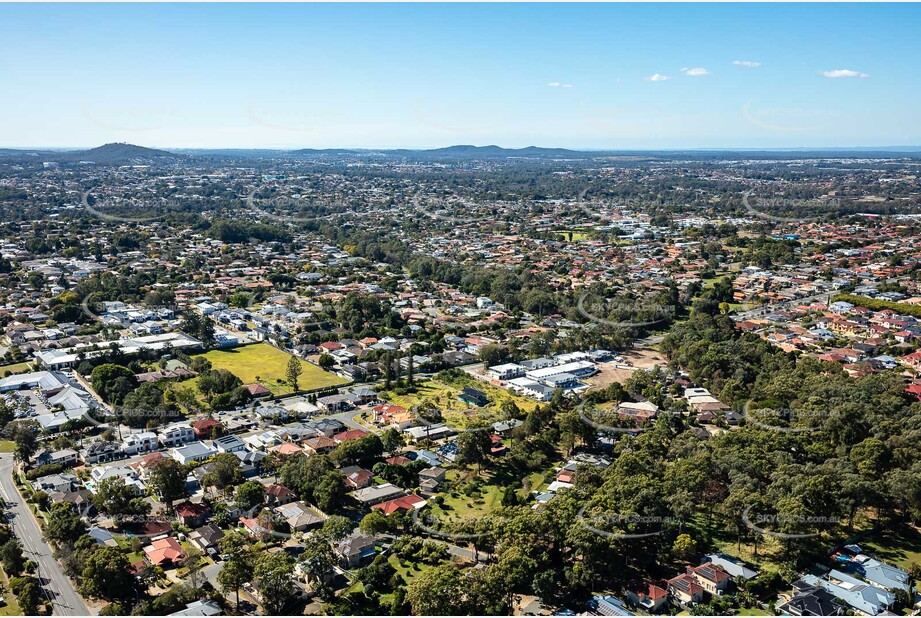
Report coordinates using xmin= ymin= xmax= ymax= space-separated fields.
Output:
xmin=584 ymin=346 xmax=668 ymax=390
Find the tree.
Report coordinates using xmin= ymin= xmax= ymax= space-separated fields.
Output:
xmin=254 ymin=552 xmax=296 ymax=615
xmin=217 ymin=532 xmax=255 ymax=609
xmin=318 ymin=353 xmax=335 ymax=370
xmin=80 ymin=546 xmax=135 ymax=600
xmin=477 ymin=343 xmax=509 ymax=367
xmin=12 ymin=424 xmax=37 ymax=464
xmin=202 ymin=452 xmax=242 ymax=495
xmin=235 ymin=480 xmax=265 ymax=511
xmin=45 ymin=503 xmax=87 ymax=546
xmin=406 ymin=563 xmax=471 ymax=615
xmin=93 ymin=477 xmax=147 ymax=520
xmin=456 ymin=428 xmax=492 ymax=472
xmin=286 ymin=355 xmax=304 ymax=392
xmin=331 ymin=434 xmax=384 ymax=467
xmin=672 ymin=533 xmax=697 ymax=562
xmin=320 ymin=515 xmax=354 ymax=542
xmin=197 ymin=369 xmax=242 ymax=400
xmin=314 ymin=470 xmax=347 ymax=512
xmin=90 ymin=363 xmax=137 ymax=405
xmin=359 ymin=511 xmax=390 ymax=535
xmin=0 ymin=540 xmax=25 ymax=575
xmin=17 ymin=579 xmax=41 ymax=615
xmin=147 ymin=459 xmax=187 ymax=510
xmin=299 ymin=535 xmax=337 ymax=589
xmin=381 ymin=427 xmax=404 ymax=454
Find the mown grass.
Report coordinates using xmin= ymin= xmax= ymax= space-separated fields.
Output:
xmin=190 ymin=343 xmax=347 ymax=396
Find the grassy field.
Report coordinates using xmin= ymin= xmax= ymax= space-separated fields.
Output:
xmin=556 ymin=230 xmax=591 ymax=242
xmin=378 ymin=376 xmax=538 ymax=430
xmin=0 ymin=361 xmax=33 ymax=377
xmin=0 ymin=441 xmax=15 ymax=453
xmin=426 ymin=461 xmax=558 ymax=527
xmin=858 ymin=524 xmax=921 ymax=573
xmin=189 ymin=343 xmax=347 ymax=396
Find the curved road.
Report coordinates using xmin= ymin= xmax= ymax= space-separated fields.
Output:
xmin=0 ymin=454 xmax=92 ymax=616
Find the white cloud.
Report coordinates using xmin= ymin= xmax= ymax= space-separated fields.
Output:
xmin=681 ymin=67 xmax=710 ymax=76
xmin=646 ymin=73 xmax=670 ymax=82
xmin=733 ymin=60 xmax=761 ymax=68
xmin=822 ymin=69 xmax=870 ymax=79
xmin=547 ymin=82 xmax=573 ymax=88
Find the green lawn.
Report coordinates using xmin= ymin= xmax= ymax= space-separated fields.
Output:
xmin=0 ymin=565 xmax=22 ymax=616
xmin=378 ymin=376 xmax=537 ymax=430
xmin=190 ymin=343 xmax=348 ymax=396
xmin=858 ymin=524 xmax=921 ymax=572
xmin=0 ymin=361 xmax=33 ymax=377
xmin=0 ymin=441 xmax=15 ymax=453
xmin=387 ymin=553 xmax=432 ymax=583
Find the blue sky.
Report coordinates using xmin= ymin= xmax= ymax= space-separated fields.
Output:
xmin=0 ymin=3 xmax=918 ymax=149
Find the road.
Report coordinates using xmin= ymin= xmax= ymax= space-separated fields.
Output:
xmin=0 ymin=454 xmax=92 ymax=616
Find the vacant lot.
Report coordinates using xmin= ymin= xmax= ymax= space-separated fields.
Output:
xmin=190 ymin=343 xmax=347 ymax=396
xmin=584 ymin=346 xmax=668 ymax=390
xmin=378 ymin=376 xmax=538 ymax=430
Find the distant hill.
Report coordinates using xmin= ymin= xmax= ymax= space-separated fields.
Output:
xmin=58 ymin=143 xmax=186 ymax=165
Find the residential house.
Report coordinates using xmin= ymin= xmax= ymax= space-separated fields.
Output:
xmin=168 ymin=600 xmax=222 ymax=617
xmin=686 ymin=563 xmax=731 ymax=595
xmin=341 ymin=466 xmax=373 ymax=489
xmin=122 ymin=431 xmax=159 ymax=456
xmin=169 ymin=442 xmax=216 ymax=466
xmin=81 ymin=441 xmax=124 ymax=464
xmin=587 ymin=595 xmax=635 ymax=616
xmin=144 ymin=537 xmax=186 ymax=568
xmin=336 ymin=531 xmax=377 ymax=568
xmin=264 ymin=483 xmax=297 ymax=507
xmin=625 ymin=583 xmax=669 ymax=614
xmin=352 ymin=483 xmax=404 ymax=505
xmin=371 ymin=494 xmax=427 ymax=515
xmin=316 ymin=394 xmax=351 ymax=413
xmin=31 ymin=472 xmax=78 ymax=494
xmin=667 ymin=573 xmax=705 ymax=606
xmin=189 ymin=524 xmax=225 ymax=552
xmin=459 ymin=386 xmax=489 ymax=407
xmin=212 ymin=434 xmax=247 ymax=453
xmin=703 ymin=553 xmax=759 ymax=581
xmin=192 ymin=418 xmax=223 ymax=440
xmin=274 ymin=501 xmax=327 ymax=531
xmin=779 ymin=582 xmax=844 ymax=616
xmin=158 ymin=422 xmax=195 ymax=448
xmin=800 ymin=571 xmax=894 ymax=616
xmin=175 ymin=502 xmax=210 ymax=527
